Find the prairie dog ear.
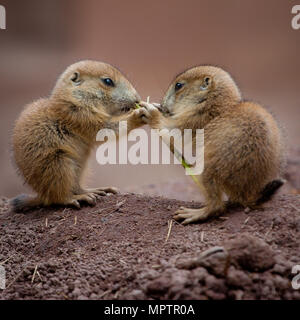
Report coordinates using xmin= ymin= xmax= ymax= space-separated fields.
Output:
xmin=200 ymin=76 xmax=212 ymax=90
xmin=70 ymin=71 xmax=81 ymax=85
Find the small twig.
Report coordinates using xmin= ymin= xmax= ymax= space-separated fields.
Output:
xmin=165 ymin=220 xmax=173 ymax=242
xmin=119 ymin=259 xmax=127 ymax=266
xmin=116 ymin=200 xmax=126 ymax=208
xmin=172 ymin=219 xmax=183 ymax=226
xmin=265 ymin=221 xmax=274 ymax=239
xmin=98 ymin=289 xmax=111 ymax=299
xmin=45 ymin=218 xmax=48 ymax=227
xmin=201 ymin=246 xmax=225 ymax=258
xmin=290 ymin=204 xmax=300 ymax=213
xmin=94 ymin=200 xmax=126 ymax=216
xmin=97 ymin=227 xmax=107 ymax=237
xmin=92 ymin=200 xmax=125 ymax=215
xmin=200 ymin=231 xmax=205 ymax=242
xmin=31 ymin=265 xmax=38 ymax=283
xmin=74 ymin=216 xmax=77 ymax=225
xmin=61 ymin=293 xmax=69 ymax=300
xmin=242 ymin=217 xmax=250 ymax=228
xmin=6 ymin=262 xmax=32 ymax=289
xmin=36 ymin=271 xmax=42 ymax=281
xmin=56 ymin=216 xmax=67 ymax=226
xmin=91 ymin=207 xmax=108 ymax=214
xmin=0 ymin=257 xmax=12 ymax=265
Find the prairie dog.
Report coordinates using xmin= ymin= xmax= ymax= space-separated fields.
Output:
xmin=11 ymin=60 xmax=144 ymax=212
xmin=139 ymin=66 xmax=285 ymax=224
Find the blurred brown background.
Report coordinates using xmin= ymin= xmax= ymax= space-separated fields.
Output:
xmin=0 ymin=0 xmax=299 ymax=198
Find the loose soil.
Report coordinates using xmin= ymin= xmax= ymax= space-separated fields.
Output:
xmin=0 ymin=148 xmax=299 ymax=300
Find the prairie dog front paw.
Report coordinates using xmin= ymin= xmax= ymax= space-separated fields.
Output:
xmin=138 ymin=101 xmax=161 ymax=125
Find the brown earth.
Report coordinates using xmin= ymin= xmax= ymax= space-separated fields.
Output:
xmin=0 ymin=148 xmax=299 ymax=300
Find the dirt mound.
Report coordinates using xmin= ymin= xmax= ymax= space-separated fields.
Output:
xmin=0 ymin=191 xmax=299 ymax=300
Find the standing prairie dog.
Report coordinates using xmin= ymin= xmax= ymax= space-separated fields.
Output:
xmin=139 ymin=66 xmax=285 ymax=224
xmin=11 ymin=60 xmax=145 ymax=212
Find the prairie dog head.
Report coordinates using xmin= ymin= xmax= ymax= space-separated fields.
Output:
xmin=162 ymin=66 xmax=242 ymax=116
xmin=52 ymin=60 xmax=141 ymax=116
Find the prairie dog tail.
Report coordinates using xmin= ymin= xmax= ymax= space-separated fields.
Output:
xmin=10 ymin=194 xmax=43 ymax=213
xmin=256 ymin=179 xmax=285 ymax=206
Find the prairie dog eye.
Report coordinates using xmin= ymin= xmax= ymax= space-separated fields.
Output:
xmin=102 ymin=78 xmax=115 ymax=87
xmin=175 ymin=82 xmax=184 ymax=92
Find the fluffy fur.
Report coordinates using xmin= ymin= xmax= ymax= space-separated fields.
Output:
xmin=11 ymin=60 xmax=143 ymax=212
xmin=139 ymin=66 xmax=285 ymax=224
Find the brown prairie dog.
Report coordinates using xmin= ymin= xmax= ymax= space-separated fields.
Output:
xmin=139 ymin=66 xmax=285 ymax=224
xmin=11 ymin=60 xmax=144 ymax=212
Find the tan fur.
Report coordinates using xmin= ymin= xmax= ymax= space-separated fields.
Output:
xmin=12 ymin=60 xmax=143 ymax=211
xmin=139 ymin=66 xmax=285 ymax=224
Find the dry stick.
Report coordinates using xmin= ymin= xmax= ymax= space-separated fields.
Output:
xmin=116 ymin=200 xmax=126 ymax=208
xmin=242 ymin=217 xmax=250 ymax=228
xmin=61 ymin=293 xmax=69 ymax=300
xmin=74 ymin=216 xmax=77 ymax=226
xmin=97 ymin=226 xmax=107 ymax=237
xmin=265 ymin=221 xmax=274 ymax=239
xmin=91 ymin=207 xmax=109 ymax=214
xmin=165 ymin=220 xmax=173 ymax=242
xmin=290 ymin=204 xmax=300 ymax=213
xmin=45 ymin=218 xmax=48 ymax=227
xmin=200 ymin=231 xmax=205 ymax=242
xmin=98 ymin=289 xmax=111 ymax=299
xmin=172 ymin=219 xmax=184 ymax=226
xmin=119 ymin=259 xmax=127 ymax=266
xmin=62 ymin=208 xmax=69 ymax=214
xmin=92 ymin=200 xmax=125 ymax=215
xmin=103 ymin=200 xmax=126 ymax=216
xmin=36 ymin=271 xmax=42 ymax=282
xmin=0 ymin=257 xmax=12 ymax=265
xmin=218 ymin=217 xmax=229 ymax=220
xmin=6 ymin=265 xmax=30 ymax=289
xmin=56 ymin=216 xmax=67 ymax=226
xmin=31 ymin=265 xmax=38 ymax=283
